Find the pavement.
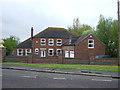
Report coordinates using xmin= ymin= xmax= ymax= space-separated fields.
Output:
xmin=1 ymin=64 xmax=120 ymax=79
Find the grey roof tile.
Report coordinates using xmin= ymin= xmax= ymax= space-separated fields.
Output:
xmin=62 ymin=33 xmax=91 ymax=46
xmin=34 ymin=27 xmax=76 ymax=38
xmin=14 ymin=38 xmax=32 ymax=48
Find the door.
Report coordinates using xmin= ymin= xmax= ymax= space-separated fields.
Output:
xmin=40 ymin=50 xmax=46 ymax=57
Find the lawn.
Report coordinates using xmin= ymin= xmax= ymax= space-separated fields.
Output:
xmin=2 ymin=62 xmax=120 ymax=72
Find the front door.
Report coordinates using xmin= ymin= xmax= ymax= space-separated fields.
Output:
xmin=40 ymin=50 xmax=46 ymax=57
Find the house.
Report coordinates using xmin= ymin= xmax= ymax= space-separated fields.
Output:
xmin=14 ymin=27 xmax=105 ymax=59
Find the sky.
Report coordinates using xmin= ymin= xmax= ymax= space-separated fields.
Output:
xmin=0 ymin=0 xmax=118 ymax=42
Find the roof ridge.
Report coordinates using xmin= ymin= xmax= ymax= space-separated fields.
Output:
xmin=47 ymin=27 xmax=66 ymax=29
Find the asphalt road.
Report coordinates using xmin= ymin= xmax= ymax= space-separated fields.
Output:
xmin=2 ymin=69 xmax=119 ymax=88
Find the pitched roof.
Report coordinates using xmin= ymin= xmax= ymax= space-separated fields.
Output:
xmin=14 ymin=38 xmax=32 ymax=48
xmin=62 ymin=33 xmax=91 ymax=46
xmin=34 ymin=27 xmax=76 ymax=38
xmin=14 ymin=27 xmax=76 ymax=48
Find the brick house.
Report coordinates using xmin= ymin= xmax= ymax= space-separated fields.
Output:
xmin=14 ymin=27 xmax=105 ymax=59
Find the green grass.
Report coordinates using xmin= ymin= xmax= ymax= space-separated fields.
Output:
xmin=2 ymin=62 xmax=120 ymax=72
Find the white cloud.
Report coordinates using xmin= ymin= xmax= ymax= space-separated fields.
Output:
xmin=1 ymin=0 xmax=118 ymax=41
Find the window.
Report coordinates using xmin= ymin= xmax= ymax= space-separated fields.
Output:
xmin=25 ymin=49 xmax=31 ymax=56
xmin=17 ymin=49 xmax=23 ymax=56
xmin=56 ymin=49 xmax=62 ymax=56
xmin=88 ymin=39 xmax=94 ymax=48
xmin=65 ymin=51 xmax=69 ymax=58
xmin=70 ymin=51 xmax=74 ymax=58
xmin=48 ymin=39 xmax=54 ymax=46
xmin=35 ymin=48 xmax=39 ymax=54
xmin=40 ymin=38 xmax=46 ymax=45
xmin=57 ymin=39 xmax=62 ymax=46
xmin=40 ymin=50 xmax=46 ymax=57
xmin=48 ymin=49 xmax=54 ymax=56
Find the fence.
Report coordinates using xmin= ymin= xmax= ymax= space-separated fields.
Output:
xmin=4 ymin=56 xmax=118 ymax=65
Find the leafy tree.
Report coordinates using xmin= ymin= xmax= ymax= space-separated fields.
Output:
xmin=3 ymin=36 xmax=20 ymax=55
xmin=82 ymin=29 xmax=96 ymax=35
xmin=96 ymin=15 xmax=118 ymax=57
xmin=68 ymin=18 xmax=94 ymax=36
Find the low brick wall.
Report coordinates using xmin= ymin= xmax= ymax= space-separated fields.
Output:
xmin=4 ymin=56 xmax=118 ymax=65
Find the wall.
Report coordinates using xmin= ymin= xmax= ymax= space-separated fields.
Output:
xmin=4 ymin=56 xmax=118 ymax=65
xmin=33 ymin=37 xmax=63 ymax=57
xmin=75 ymin=34 xmax=105 ymax=59
xmin=0 ymin=47 xmax=6 ymax=62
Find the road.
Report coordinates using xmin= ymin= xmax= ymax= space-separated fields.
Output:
xmin=2 ymin=69 xmax=119 ymax=88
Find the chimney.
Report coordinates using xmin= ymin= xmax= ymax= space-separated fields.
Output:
xmin=31 ymin=27 xmax=33 ymax=40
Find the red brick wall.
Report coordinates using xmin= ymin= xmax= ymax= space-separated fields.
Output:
xmin=0 ymin=47 xmax=6 ymax=62
xmin=33 ymin=37 xmax=69 ymax=57
xmin=75 ymin=34 xmax=105 ymax=59
xmin=4 ymin=56 xmax=118 ymax=65
xmin=62 ymin=46 xmax=75 ymax=57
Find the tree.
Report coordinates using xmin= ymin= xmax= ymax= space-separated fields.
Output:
xmin=96 ymin=15 xmax=118 ymax=57
xmin=3 ymin=36 xmax=20 ymax=55
xmin=67 ymin=18 xmax=94 ymax=36
xmin=82 ymin=30 xmax=96 ymax=35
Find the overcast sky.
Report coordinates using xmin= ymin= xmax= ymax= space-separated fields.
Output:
xmin=0 ymin=0 xmax=118 ymax=41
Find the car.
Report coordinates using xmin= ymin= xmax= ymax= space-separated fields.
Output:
xmin=95 ymin=55 xmax=111 ymax=59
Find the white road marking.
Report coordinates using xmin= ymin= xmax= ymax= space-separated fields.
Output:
xmin=53 ymin=77 xmax=66 ymax=80
xmin=21 ymin=75 xmax=37 ymax=78
xmin=92 ymin=79 xmax=112 ymax=82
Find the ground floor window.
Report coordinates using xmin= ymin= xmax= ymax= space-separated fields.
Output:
xmin=65 ymin=50 xmax=74 ymax=58
xmin=25 ymin=49 xmax=31 ymax=56
xmin=56 ymin=49 xmax=62 ymax=56
xmin=17 ymin=49 xmax=23 ymax=56
xmin=65 ymin=51 xmax=69 ymax=58
xmin=40 ymin=50 xmax=46 ymax=57
xmin=35 ymin=48 xmax=39 ymax=54
xmin=70 ymin=51 xmax=74 ymax=58
xmin=48 ymin=49 xmax=54 ymax=56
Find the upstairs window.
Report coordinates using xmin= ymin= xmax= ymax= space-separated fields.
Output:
xmin=48 ymin=49 xmax=54 ymax=56
xmin=17 ymin=49 xmax=23 ymax=56
xmin=49 ymin=39 xmax=54 ymax=46
xmin=40 ymin=38 xmax=46 ymax=45
xmin=57 ymin=39 xmax=62 ymax=46
xmin=35 ymin=48 xmax=39 ymax=54
xmin=25 ymin=49 xmax=31 ymax=56
xmin=88 ymin=39 xmax=94 ymax=48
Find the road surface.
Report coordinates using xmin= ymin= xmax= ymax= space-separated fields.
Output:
xmin=2 ymin=69 xmax=119 ymax=88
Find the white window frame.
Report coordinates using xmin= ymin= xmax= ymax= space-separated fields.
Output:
xmin=70 ymin=51 xmax=74 ymax=58
xmin=48 ymin=49 xmax=54 ymax=56
xmin=48 ymin=39 xmax=54 ymax=46
xmin=25 ymin=49 xmax=31 ymax=56
xmin=40 ymin=38 xmax=46 ymax=45
xmin=35 ymin=48 xmax=39 ymax=54
xmin=65 ymin=51 xmax=69 ymax=58
xmin=40 ymin=50 xmax=46 ymax=57
xmin=56 ymin=49 xmax=62 ymax=56
xmin=56 ymin=39 xmax=62 ymax=46
xmin=17 ymin=49 xmax=23 ymax=56
xmin=88 ymin=39 xmax=94 ymax=48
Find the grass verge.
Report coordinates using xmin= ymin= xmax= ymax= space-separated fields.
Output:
xmin=2 ymin=62 xmax=120 ymax=72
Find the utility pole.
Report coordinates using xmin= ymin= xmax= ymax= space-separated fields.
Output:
xmin=31 ymin=27 xmax=34 ymax=63
xmin=117 ymin=0 xmax=120 ymax=66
